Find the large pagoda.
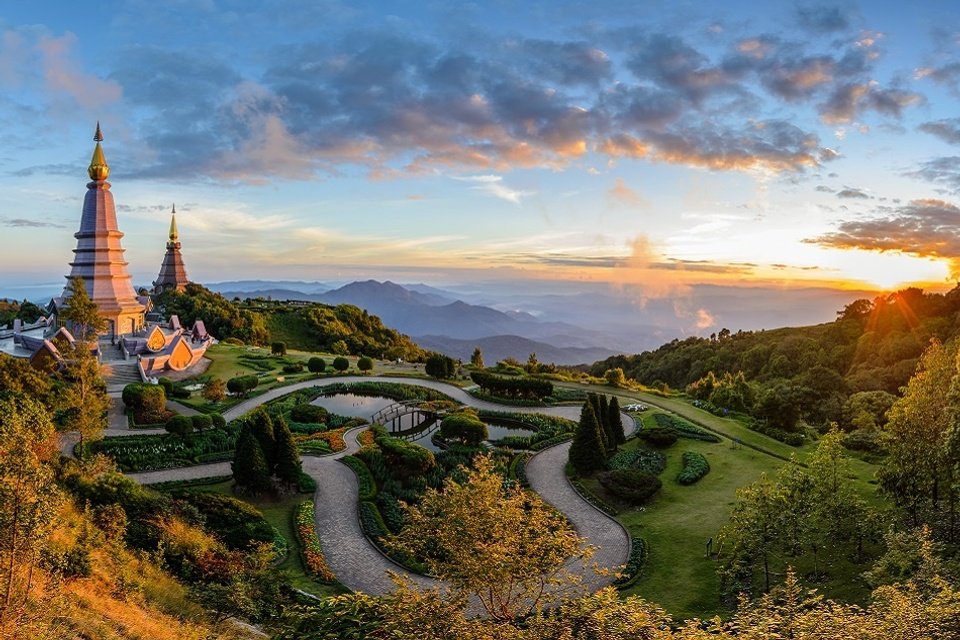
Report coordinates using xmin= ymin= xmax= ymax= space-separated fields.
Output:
xmin=61 ymin=123 xmax=145 ymax=339
xmin=153 ymin=204 xmax=190 ymax=293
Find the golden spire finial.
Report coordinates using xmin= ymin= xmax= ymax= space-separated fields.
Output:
xmin=169 ymin=204 xmax=179 ymax=242
xmin=88 ymin=121 xmax=109 ymax=181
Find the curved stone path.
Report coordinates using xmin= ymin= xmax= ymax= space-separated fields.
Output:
xmin=123 ymin=376 xmax=634 ymax=597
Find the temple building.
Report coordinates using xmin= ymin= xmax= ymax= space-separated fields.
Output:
xmin=153 ymin=204 xmax=190 ymax=293
xmin=51 ymin=123 xmax=147 ymax=340
xmin=4 ymin=123 xmax=214 ymax=380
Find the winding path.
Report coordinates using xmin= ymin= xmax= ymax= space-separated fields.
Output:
xmin=126 ymin=376 xmax=633 ymax=597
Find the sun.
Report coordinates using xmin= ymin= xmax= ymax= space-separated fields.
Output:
xmin=834 ymin=250 xmax=952 ymax=291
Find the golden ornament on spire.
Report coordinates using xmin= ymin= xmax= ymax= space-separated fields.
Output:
xmin=169 ymin=204 xmax=179 ymax=242
xmin=88 ymin=121 xmax=110 ymax=181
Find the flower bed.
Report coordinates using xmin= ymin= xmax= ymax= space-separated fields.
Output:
xmin=295 ymin=427 xmax=346 ymax=454
xmin=607 ymin=447 xmax=667 ymax=475
xmin=294 ymin=501 xmax=336 ymax=583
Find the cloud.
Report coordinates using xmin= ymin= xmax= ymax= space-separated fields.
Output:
xmin=607 ymin=178 xmax=645 ymax=207
xmin=453 ymin=174 xmax=534 ymax=204
xmin=836 ymin=186 xmax=871 ymax=199
xmin=919 ymin=118 xmax=960 ymax=145
xmin=819 ymin=82 xmax=922 ymax=124
xmin=806 ymin=199 xmax=960 ymax=273
xmin=795 ymin=4 xmax=852 ymax=33
xmin=907 ymin=156 xmax=960 ymax=193
xmin=37 ymin=33 xmax=122 ymax=109
xmin=2 ymin=218 xmax=65 ymax=228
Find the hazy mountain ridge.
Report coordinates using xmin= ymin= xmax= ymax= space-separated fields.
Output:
xmin=415 ymin=334 xmax=618 ymax=366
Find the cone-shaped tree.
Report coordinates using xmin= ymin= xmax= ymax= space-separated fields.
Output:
xmin=61 ymin=276 xmax=107 ymax=341
xmin=598 ymin=394 xmax=618 ymax=451
xmin=273 ymin=415 xmax=302 ymax=485
xmin=569 ymin=401 xmax=607 ymax=476
xmin=247 ymin=408 xmax=276 ymax=470
xmin=608 ymin=396 xmax=626 ymax=445
xmin=588 ymin=393 xmax=609 ymax=452
xmin=233 ymin=428 xmax=271 ymax=493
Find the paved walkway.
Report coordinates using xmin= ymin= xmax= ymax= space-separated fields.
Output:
xmin=114 ymin=376 xmax=634 ymax=598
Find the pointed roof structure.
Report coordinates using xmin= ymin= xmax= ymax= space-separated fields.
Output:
xmin=154 ymin=203 xmax=190 ymax=293
xmin=62 ymin=123 xmax=145 ymax=339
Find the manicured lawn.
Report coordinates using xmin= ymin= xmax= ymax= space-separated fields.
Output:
xmin=562 ymin=382 xmax=884 ymax=620
xmin=192 ymin=481 xmax=345 ymax=598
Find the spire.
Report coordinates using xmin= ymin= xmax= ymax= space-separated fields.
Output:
xmin=168 ymin=204 xmax=179 ymax=242
xmin=88 ymin=121 xmax=110 ymax=181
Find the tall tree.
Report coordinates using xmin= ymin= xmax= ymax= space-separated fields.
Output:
xmin=720 ymin=473 xmax=783 ymax=594
xmin=608 ymin=396 xmax=626 ymax=445
xmin=57 ymin=342 xmax=110 ymax=452
xmin=246 ymin=408 xmax=276 ymax=471
xmin=59 ymin=277 xmax=107 ymax=340
xmin=0 ymin=396 xmax=62 ymax=632
xmin=470 ymin=347 xmax=484 ymax=370
xmin=386 ymin=455 xmax=588 ymax=621
xmin=232 ymin=428 xmax=271 ymax=493
xmin=569 ymin=401 xmax=607 ymax=475
xmin=273 ymin=415 xmax=302 ymax=485
xmin=881 ymin=340 xmax=955 ymax=532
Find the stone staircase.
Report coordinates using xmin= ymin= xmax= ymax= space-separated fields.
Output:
xmin=100 ymin=342 xmax=142 ymax=392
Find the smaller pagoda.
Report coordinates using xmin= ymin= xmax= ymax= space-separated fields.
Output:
xmin=153 ymin=204 xmax=190 ymax=293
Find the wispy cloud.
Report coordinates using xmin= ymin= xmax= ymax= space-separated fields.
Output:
xmin=453 ymin=175 xmax=534 ymax=204
xmin=2 ymin=218 xmax=65 ymax=228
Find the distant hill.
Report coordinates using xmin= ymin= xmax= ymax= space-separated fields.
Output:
xmin=415 ymin=334 xmax=618 ymax=366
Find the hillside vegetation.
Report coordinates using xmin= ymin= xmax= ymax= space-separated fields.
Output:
xmin=592 ymin=287 xmax=960 ymax=432
xmin=158 ymin=284 xmax=425 ymax=360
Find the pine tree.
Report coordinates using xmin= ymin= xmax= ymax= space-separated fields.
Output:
xmin=247 ymin=408 xmax=276 ymax=471
xmin=598 ymin=394 xmax=617 ymax=451
xmin=569 ymin=401 xmax=607 ymax=476
xmin=232 ymin=428 xmax=271 ymax=493
xmin=273 ymin=415 xmax=302 ymax=485
xmin=60 ymin=276 xmax=107 ymax=341
xmin=588 ymin=393 xmax=609 ymax=451
xmin=608 ymin=396 xmax=626 ymax=445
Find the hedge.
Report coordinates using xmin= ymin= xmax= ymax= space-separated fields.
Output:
xmin=298 ymin=471 xmax=317 ymax=493
xmin=638 ymin=426 xmax=678 ymax=448
xmin=570 ymin=479 xmax=619 ymax=516
xmin=677 ymin=451 xmax=710 ymax=485
xmin=470 ymin=371 xmax=553 ymax=399
xmin=614 ymin=537 xmax=648 ymax=589
xmin=341 ymin=456 xmax=377 ymax=500
xmin=530 ymin=433 xmax=575 ymax=451
xmin=294 ymin=501 xmax=336 ymax=583
xmin=651 ymin=413 xmax=721 ymax=443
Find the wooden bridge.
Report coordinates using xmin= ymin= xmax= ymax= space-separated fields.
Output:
xmin=370 ymin=400 xmax=461 ymax=437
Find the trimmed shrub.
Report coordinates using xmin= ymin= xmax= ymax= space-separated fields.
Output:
xmin=226 ymin=374 xmax=259 ymax=397
xmin=307 ymin=357 xmax=326 ymax=374
xmin=341 ymin=456 xmax=377 ymax=500
xmin=470 ymin=371 xmax=553 ymax=399
xmin=607 ymin=447 xmax=666 ymax=475
xmin=211 ymin=413 xmax=227 ymax=430
xmin=191 ymin=414 xmax=213 ymax=433
xmin=297 ymin=471 xmax=317 ymax=494
xmin=164 ymin=415 xmax=194 ymax=438
xmin=282 ymin=363 xmax=304 ymax=374
xmin=677 ymin=451 xmax=710 ymax=485
xmin=333 ymin=357 xmax=350 ymax=372
xmin=357 ymin=356 xmax=374 ymax=373
xmin=614 ymin=537 xmax=648 ymax=588
xmin=377 ymin=436 xmax=435 ymax=479
xmin=425 ymin=354 xmax=457 ymax=379
xmin=122 ymin=383 xmax=168 ymax=424
xmin=597 ymin=469 xmax=662 ymax=503
xmin=290 ymin=403 xmax=329 ymax=424
xmin=639 ymin=426 xmax=678 ymax=448
xmin=271 ymin=341 xmax=287 ymax=356
xmin=439 ymin=412 xmax=488 ymax=446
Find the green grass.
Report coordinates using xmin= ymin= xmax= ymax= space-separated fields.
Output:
xmin=187 ymin=481 xmax=346 ymax=598
xmin=562 ymin=381 xmax=885 ymax=620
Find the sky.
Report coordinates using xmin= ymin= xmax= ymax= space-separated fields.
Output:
xmin=2 ymin=0 xmax=960 ymax=314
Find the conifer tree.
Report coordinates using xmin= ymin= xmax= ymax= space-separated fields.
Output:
xmin=569 ymin=401 xmax=606 ymax=475
xmin=608 ymin=396 xmax=626 ymax=445
xmin=247 ymin=408 xmax=276 ymax=471
xmin=598 ymin=394 xmax=616 ymax=451
xmin=273 ymin=415 xmax=302 ymax=485
xmin=60 ymin=276 xmax=107 ymax=340
xmin=232 ymin=428 xmax=271 ymax=493
xmin=587 ymin=394 xmax=609 ymax=451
